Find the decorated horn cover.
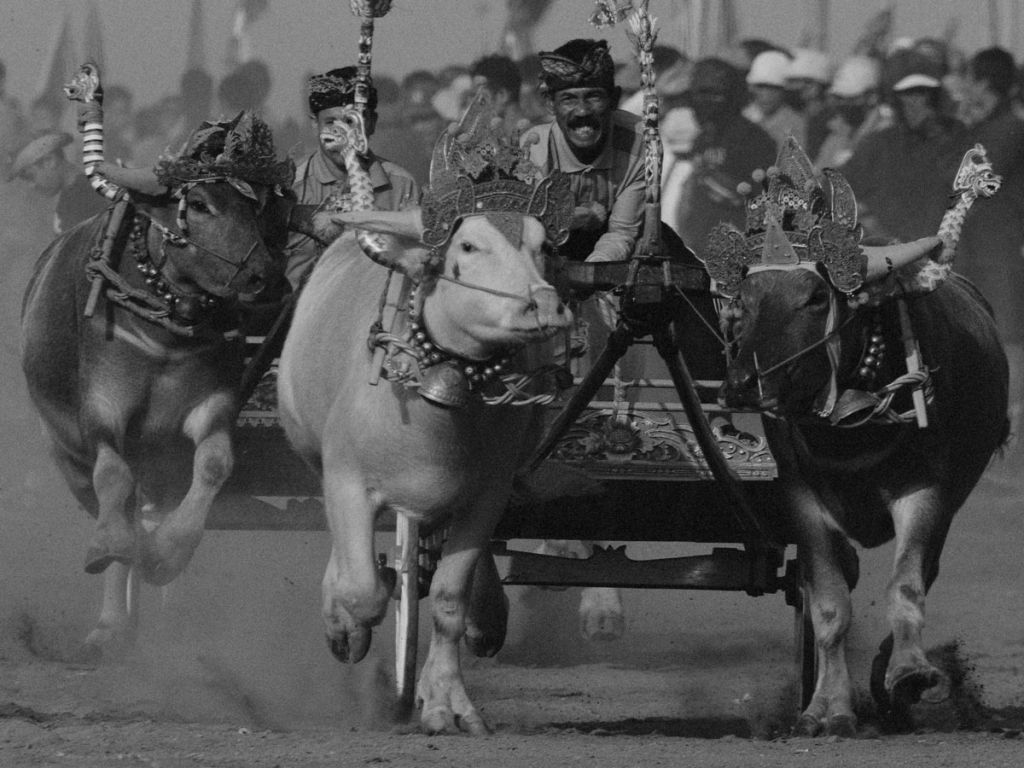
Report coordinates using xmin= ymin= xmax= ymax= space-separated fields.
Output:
xmin=701 ymin=137 xmax=865 ymax=298
xmin=419 ymin=91 xmax=573 ymax=249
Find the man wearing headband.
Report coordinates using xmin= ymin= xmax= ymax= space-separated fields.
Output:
xmin=521 ymin=38 xmax=647 ymax=263
xmin=286 ymin=66 xmax=420 ymax=289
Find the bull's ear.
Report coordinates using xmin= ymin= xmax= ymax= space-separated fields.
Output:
xmin=330 ymin=208 xmax=424 ymax=241
xmin=863 ymin=236 xmax=942 ymax=281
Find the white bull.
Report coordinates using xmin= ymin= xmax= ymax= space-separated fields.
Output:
xmin=276 ymin=207 xmax=572 ymax=734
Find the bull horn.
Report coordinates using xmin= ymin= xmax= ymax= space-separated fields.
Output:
xmin=330 ymin=208 xmax=424 ymax=240
xmin=863 ymin=236 xmax=942 ymax=281
xmin=99 ymin=163 xmax=168 ymax=197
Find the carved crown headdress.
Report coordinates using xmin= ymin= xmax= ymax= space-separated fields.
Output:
xmin=702 ymin=137 xmax=865 ymax=298
xmin=419 ymin=91 xmax=573 ymax=249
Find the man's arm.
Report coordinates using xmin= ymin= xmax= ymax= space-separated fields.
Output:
xmin=587 ymin=157 xmax=646 ymax=263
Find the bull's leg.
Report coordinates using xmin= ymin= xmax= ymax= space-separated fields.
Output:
xmin=138 ymin=394 xmax=234 ymax=586
xmin=883 ymin=488 xmax=952 ymax=707
xmin=464 ymin=550 xmax=508 ymax=658
xmin=80 ymin=561 xmax=136 ymax=662
xmin=85 ymin=442 xmax=137 ymax=574
xmin=320 ymin=472 xmax=396 ymax=664
xmin=577 ymin=541 xmax=624 ymax=641
xmin=789 ymin=487 xmax=858 ymax=737
xmin=417 ymin=495 xmax=507 ymax=735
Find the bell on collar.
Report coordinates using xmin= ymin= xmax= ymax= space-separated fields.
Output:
xmin=418 ymin=361 xmax=472 ymax=408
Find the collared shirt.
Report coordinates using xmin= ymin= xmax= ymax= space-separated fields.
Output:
xmin=285 ymin=147 xmax=419 ymax=288
xmin=522 ymin=109 xmax=647 ymax=262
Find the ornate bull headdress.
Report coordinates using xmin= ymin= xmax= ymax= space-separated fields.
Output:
xmin=419 ymin=91 xmax=573 ymax=250
xmin=155 ymin=111 xmax=294 ymax=192
xmin=702 ymin=137 xmax=865 ymax=299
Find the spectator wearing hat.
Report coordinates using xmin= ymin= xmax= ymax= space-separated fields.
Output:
xmin=7 ymin=132 xmax=108 ymax=234
xmin=285 ymin=67 xmax=420 ymax=290
xmin=842 ymin=52 xmax=969 ymax=244
xmin=785 ymin=48 xmax=832 ymax=159
xmin=958 ymin=47 xmax=1024 ymax=442
xmin=742 ymin=50 xmax=806 ymax=150
xmin=521 ymin=38 xmax=648 ymax=263
xmin=815 ymin=55 xmax=886 ymax=169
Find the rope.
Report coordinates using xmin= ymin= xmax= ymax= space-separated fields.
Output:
xmin=831 ymin=368 xmax=936 ymax=428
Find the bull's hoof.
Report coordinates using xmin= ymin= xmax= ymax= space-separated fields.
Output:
xmin=890 ymin=666 xmax=949 ymax=709
xmin=77 ymin=621 xmax=136 ymax=664
xmin=83 ymin=542 xmax=134 ymax=575
xmin=793 ymin=713 xmax=823 ymax=737
xmin=326 ymin=626 xmax=372 ymax=664
xmin=826 ymin=714 xmax=857 ymax=737
xmin=580 ymin=612 xmax=624 ymax=642
xmin=420 ymin=707 xmax=491 ymax=736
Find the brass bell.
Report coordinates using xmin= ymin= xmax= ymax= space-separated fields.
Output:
xmin=418 ymin=362 xmax=472 ymax=408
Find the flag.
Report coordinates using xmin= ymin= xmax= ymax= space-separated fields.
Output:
xmin=33 ymin=9 xmax=77 ymax=129
xmin=186 ymin=0 xmax=207 ymax=72
xmin=852 ymin=6 xmax=894 ymax=58
xmin=82 ymin=1 xmax=105 ymax=73
xmin=500 ymin=0 xmax=556 ymax=59
xmin=226 ymin=0 xmax=270 ymax=69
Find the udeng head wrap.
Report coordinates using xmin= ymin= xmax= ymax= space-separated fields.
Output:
xmin=538 ymin=38 xmax=616 ymax=93
xmin=307 ymin=67 xmax=379 ymax=115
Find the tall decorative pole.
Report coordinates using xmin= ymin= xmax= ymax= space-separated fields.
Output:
xmin=349 ymin=0 xmax=393 ymax=119
xmin=592 ymin=1 xmax=662 ymax=257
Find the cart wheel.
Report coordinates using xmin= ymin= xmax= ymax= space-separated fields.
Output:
xmin=787 ymin=555 xmax=817 ymax=714
xmin=393 ymin=515 xmax=420 ymax=717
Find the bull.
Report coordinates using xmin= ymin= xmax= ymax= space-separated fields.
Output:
xmin=276 ymin=104 xmax=575 ymax=733
xmin=21 ymin=64 xmax=293 ymax=659
xmin=706 ymin=139 xmax=1008 ymax=734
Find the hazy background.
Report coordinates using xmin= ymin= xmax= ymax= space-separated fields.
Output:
xmin=0 ymin=0 xmax=1021 ymax=128
xmin=0 ymin=0 xmax=1021 ymax=731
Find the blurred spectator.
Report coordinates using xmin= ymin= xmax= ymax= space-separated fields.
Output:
xmin=132 ymin=96 xmax=184 ymax=167
xmin=815 ymin=55 xmax=884 ymax=169
xmin=26 ymin=96 xmax=64 ymax=136
xmin=522 ymin=38 xmax=647 ymax=263
xmin=842 ymin=52 xmax=968 ymax=243
xmin=516 ymin=53 xmax=550 ymax=124
xmin=218 ymin=59 xmax=273 ymax=117
xmin=743 ymin=50 xmax=806 ymax=148
xmin=0 ymin=61 xmax=25 ymax=174
xmin=401 ymin=69 xmax=441 ymax=109
xmin=370 ymin=72 xmax=437 ymax=186
xmin=431 ymin=64 xmax=473 ymax=121
xmin=958 ymin=47 xmax=1024 ymax=438
xmin=620 ymin=45 xmax=688 ymax=115
xmin=785 ymin=48 xmax=832 ymax=159
xmin=674 ymin=57 xmax=776 ymax=251
xmin=285 ymin=67 xmax=419 ymax=290
xmin=470 ymin=54 xmax=527 ymax=130
xmin=6 ymin=132 xmax=107 ymax=234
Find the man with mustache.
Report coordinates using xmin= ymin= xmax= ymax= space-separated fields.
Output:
xmin=285 ymin=67 xmax=420 ymax=289
xmin=521 ymin=38 xmax=647 ymax=263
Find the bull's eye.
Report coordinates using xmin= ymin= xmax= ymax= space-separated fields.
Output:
xmin=459 ymin=240 xmax=476 ymax=254
xmin=806 ymin=287 xmax=830 ymax=308
xmin=187 ymin=198 xmax=210 ymax=214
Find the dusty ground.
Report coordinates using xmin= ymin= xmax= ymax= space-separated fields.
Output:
xmin=3 ymin=175 xmax=1024 ymax=768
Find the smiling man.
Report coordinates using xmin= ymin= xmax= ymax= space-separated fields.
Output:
xmin=521 ymin=38 xmax=647 ymax=263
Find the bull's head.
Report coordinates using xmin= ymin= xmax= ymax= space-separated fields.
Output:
xmin=719 ymin=237 xmax=939 ymax=416
xmin=332 ymin=207 xmax=573 ymax=360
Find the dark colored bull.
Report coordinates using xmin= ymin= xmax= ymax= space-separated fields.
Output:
xmin=708 ymin=142 xmax=1008 ymax=734
xmin=20 ymin=111 xmax=291 ymax=660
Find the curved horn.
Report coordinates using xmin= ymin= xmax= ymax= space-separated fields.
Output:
xmin=63 ymin=62 xmax=124 ymax=201
xmin=100 ymin=163 xmax=168 ymax=197
xmin=863 ymin=236 xmax=941 ymax=281
xmin=330 ymin=208 xmax=424 ymax=240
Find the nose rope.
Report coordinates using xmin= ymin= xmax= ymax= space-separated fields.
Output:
xmin=754 ymin=310 xmax=857 ymax=378
xmin=434 ymin=273 xmax=559 ymax=307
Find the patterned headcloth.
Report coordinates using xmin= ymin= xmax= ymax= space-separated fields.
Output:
xmin=307 ymin=66 xmax=378 ymax=115
xmin=538 ymin=38 xmax=616 ymax=93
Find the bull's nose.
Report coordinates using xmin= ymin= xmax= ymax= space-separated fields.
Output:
xmin=722 ymin=366 xmax=760 ymax=407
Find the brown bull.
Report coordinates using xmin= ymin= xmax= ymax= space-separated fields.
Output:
xmin=708 ymin=140 xmax=1008 ymax=734
xmin=21 ymin=108 xmax=291 ymax=659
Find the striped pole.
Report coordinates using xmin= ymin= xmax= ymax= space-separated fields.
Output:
xmin=63 ymin=62 xmax=122 ymax=201
xmin=349 ymin=0 xmax=393 ymax=118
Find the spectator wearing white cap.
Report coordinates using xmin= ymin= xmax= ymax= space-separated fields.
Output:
xmin=785 ymin=48 xmax=832 ymax=160
xmin=842 ymin=52 xmax=969 ymax=243
xmin=741 ymin=50 xmax=806 ymax=150
xmin=814 ymin=55 xmax=887 ymax=169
